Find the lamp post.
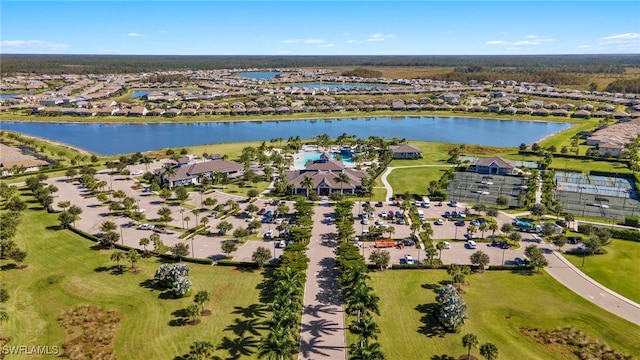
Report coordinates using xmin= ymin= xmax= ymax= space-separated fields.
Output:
xmin=180 ymin=209 xmax=185 ymax=229
xmin=120 ymin=225 xmax=124 ymax=245
xmin=191 ymin=237 xmax=194 ymax=258
xmin=501 ymin=245 xmax=506 ymax=265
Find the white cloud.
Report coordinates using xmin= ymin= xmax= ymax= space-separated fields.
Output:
xmin=303 ymin=39 xmax=325 ymax=44
xmin=0 ymin=39 xmax=68 ymax=50
xmin=599 ymin=33 xmax=640 ymax=45
xmin=127 ymin=32 xmax=144 ymax=37
xmin=486 ymin=40 xmax=508 ymax=45
xmin=277 ymin=50 xmax=292 ymax=54
xmin=281 ymin=39 xmax=300 ymax=43
xmin=511 ymin=36 xmax=554 ymax=46
xmin=320 ymin=43 xmax=335 ymax=48
xmin=367 ymin=33 xmax=395 ymax=42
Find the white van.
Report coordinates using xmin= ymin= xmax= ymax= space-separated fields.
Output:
xmin=422 ymin=197 xmax=430 ymax=208
xmin=417 ymin=210 xmax=425 ymax=219
xmin=466 ymin=240 xmax=477 ymax=249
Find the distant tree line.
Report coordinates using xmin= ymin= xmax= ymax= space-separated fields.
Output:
xmin=2 ymin=54 xmax=639 ymax=75
xmin=605 ymin=77 xmax=640 ymax=94
xmin=341 ymin=67 xmax=383 ymax=78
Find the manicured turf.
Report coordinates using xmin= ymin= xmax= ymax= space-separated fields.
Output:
xmin=563 ymin=239 xmax=640 ymax=303
xmin=368 ymin=270 xmax=640 ymax=360
xmin=1 ymin=194 xmax=266 ymax=360
xmin=386 ymin=167 xmax=450 ymax=196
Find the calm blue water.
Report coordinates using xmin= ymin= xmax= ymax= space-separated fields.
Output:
xmin=291 ymin=83 xmax=389 ymax=90
xmin=295 ymin=151 xmax=354 ymax=168
xmin=0 ymin=94 xmax=19 ymax=99
xmin=238 ymin=72 xmax=280 ymax=79
xmin=0 ymin=117 xmax=571 ymax=155
xmin=131 ymin=90 xmax=152 ymax=98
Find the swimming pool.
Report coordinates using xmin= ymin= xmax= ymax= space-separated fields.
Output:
xmin=293 ymin=151 xmax=354 ymax=169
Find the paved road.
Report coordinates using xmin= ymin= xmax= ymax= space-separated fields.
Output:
xmin=499 ymin=212 xmax=640 ymax=326
xmin=299 ymin=204 xmax=347 ymax=360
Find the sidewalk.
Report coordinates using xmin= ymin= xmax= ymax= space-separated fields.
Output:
xmin=299 ymin=204 xmax=347 ymax=360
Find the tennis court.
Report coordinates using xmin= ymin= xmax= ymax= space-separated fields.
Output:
xmin=445 ymin=172 xmax=528 ymax=208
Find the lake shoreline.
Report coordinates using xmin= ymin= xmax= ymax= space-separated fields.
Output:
xmin=0 ymin=110 xmax=583 ymax=125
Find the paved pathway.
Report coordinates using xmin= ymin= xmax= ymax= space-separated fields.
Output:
xmin=499 ymin=211 xmax=640 ymax=326
xmin=299 ymin=204 xmax=347 ymax=360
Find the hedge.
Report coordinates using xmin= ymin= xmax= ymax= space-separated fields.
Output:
xmin=578 ymin=223 xmax=640 ymax=242
xmin=68 ymin=226 xmax=99 ymax=242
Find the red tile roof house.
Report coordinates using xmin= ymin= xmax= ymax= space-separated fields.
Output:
xmin=390 ymin=144 xmax=423 ymax=159
xmin=284 ymin=160 xmax=367 ymax=196
xmin=473 ymin=156 xmax=517 ymax=175
xmin=156 ymin=159 xmax=244 ymax=187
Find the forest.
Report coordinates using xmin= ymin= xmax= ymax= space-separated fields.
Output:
xmin=2 ymin=54 xmax=639 ymax=76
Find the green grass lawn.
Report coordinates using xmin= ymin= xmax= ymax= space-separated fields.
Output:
xmin=386 ymin=167 xmax=449 ymax=197
xmin=1 ymin=197 xmax=267 ymax=360
xmin=389 ymin=142 xmax=451 ymax=166
xmin=368 ymin=270 xmax=640 ymax=360
xmin=218 ymin=181 xmax=271 ymax=197
xmin=563 ymin=239 xmax=640 ymax=303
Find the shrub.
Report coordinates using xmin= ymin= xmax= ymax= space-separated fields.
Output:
xmin=624 ymin=216 xmax=639 ymax=227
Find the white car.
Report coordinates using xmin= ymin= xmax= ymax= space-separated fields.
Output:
xmin=132 ymin=170 xmax=144 ymax=175
xmin=361 ymin=218 xmax=369 ymax=225
xmin=138 ymin=223 xmax=154 ymax=230
xmin=435 ymin=219 xmax=444 ymax=225
xmin=443 ymin=241 xmax=451 ymax=249
xmin=466 ymin=240 xmax=477 ymax=249
xmin=375 ymin=219 xmax=384 ymax=226
xmin=275 ymin=218 xmax=283 ymax=225
xmin=404 ymin=254 xmax=415 ymax=265
xmin=380 ymin=211 xmax=388 ymax=218
xmin=264 ymin=230 xmax=273 ymax=238
xmin=135 ymin=208 xmax=145 ymax=213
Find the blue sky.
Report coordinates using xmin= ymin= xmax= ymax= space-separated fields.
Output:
xmin=1 ymin=1 xmax=639 ymax=55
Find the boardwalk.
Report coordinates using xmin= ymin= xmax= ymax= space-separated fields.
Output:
xmin=299 ymin=204 xmax=347 ymax=360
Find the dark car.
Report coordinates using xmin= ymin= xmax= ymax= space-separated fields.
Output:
xmin=443 ymin=211 xmax=451 ymax=218
xmin=515 ymin=257 xmax=525 ymax=266
xmin=478 ymin=218 xmax=487 ymax=224
xmin=455 ymin=220 xmax=465 ymax=226
xmin=395 ymin=211 xmax=402 ymax=218
xmin=375 ymin=201 xmax=384 ymax=207
xmin=258 ymin=208 xmax=266 ymax=215
xmin=403 ymin=239 xmax=415 ymax=246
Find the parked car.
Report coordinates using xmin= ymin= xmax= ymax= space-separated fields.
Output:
xmin=258 ymin=208 xmax=266 ymax=215
xmin=466 ymin=240 xmax=477 ymax=249
xmin=245 ymin=217 xmax=255 ymax=222
xmin=397 ymin=218 xmax=406 ymax=225
xmin=458 ymin=212 xmax=466 ymax=218
xmin=455 ymin=220 xmax=465 ymax=226
xmin=361 ymin=218 xmax=369 ymax=225
xmin=375 ymin=201 xmax=384 ymax=207
xmin=387 ymin=211 xmax=394 ymax=219
xmin=375 ymin=219 xmax=384 ymax=226
xmin=404 ymin=254 xmax=415 ymax=265
xmin=443 ymin=211 xmax=451 ymax=218
xmin=515 ymin=257 xmax=525 ymax=266
xmin=443 ymin=241 xmax=451 ymax=249
xmin=395 ymin=211 xmax=402 ymax=218
xmin=265 ymin=210 xmax=272 ymax=217
xmin=435 ymin=219 xmax=444 ymax=225
xmin=380 ymin=210 xmax=387 ymax=218
xmin=277 ymin=240 xmax=286 ymax=248
xmin=403 ymin=239 xmax=415 ymax=246
xmin=138 ymin=223 xmax=154 ymax=230
xmin=470 ymin=219 xmax=480 ymax=226
xmin=208 ymin=211 xmax=218 ymax=218
xmin=264 ymin=230 xmax=274 ymax=239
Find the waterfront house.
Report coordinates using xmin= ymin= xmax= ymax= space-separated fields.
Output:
xmin=284 ymin=160 xmax=366 ymax=196
xmin=157 ymin=159 xmax=244 ymax=187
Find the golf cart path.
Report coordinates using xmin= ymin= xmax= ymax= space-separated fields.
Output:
xmin=299 ymin=204 xmax=347 ymax=359
xmin=498 ymin=211 xmax=640 ymax=326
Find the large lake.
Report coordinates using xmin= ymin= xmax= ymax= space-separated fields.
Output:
xmin=237 ymin=72 xmax=280 ymax=79
xmin=0 ymin=117 xmax=571 ymax=155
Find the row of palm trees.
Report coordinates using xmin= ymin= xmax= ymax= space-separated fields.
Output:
xmin=335 ymin=243 xmax=385 ymax=360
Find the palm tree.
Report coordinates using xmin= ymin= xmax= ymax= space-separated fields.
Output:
xmin=141 ymin=155 xmax=153 ymax=172
xmin=258 ymin=327 xmax=297 ymax=360
xmin=488 ymin=221 xmax=499 ymax=237
xmin=184 ymin=216 xmax=191 ymax=229
xmin=480 ymin=343 xmax=499 ymax=360
xmin=161 ymin=163 xmax=176 ymax=185
xmin=425 ymin=246 xmax=437 ymax=265
xmin=334 ymin=173 xmax=350 ymax=194
xmin=349 ymin=316 xmax=380 ymax=348
xmin=386 ymin=225 xmax=395 ymax=239
xmin=301 ymin=176 xmax=313 ymax=199
xmin=111 ymin=251 xmax=126 ymax=272
xmin=462 ymin=333 xmax=479 ymax=360
xmin=187 ymin=340 xmax=215 ymax=360
xmin=139 ymin=237 xmax=150 ymax=254
xmin=479 ymin=222 xmax=489 ymax=239
xmin=436 ymin=241 xmax=447 ymax=260
xmin=349 ymin=341 xmax=385 ymax=360
xmin=422 ymin=222 xmax=434 ymax=242
xmin=194 ymin=290 xmax=211 ymax=314
xmin=127 ymin=249 xmax=140 ymax=271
